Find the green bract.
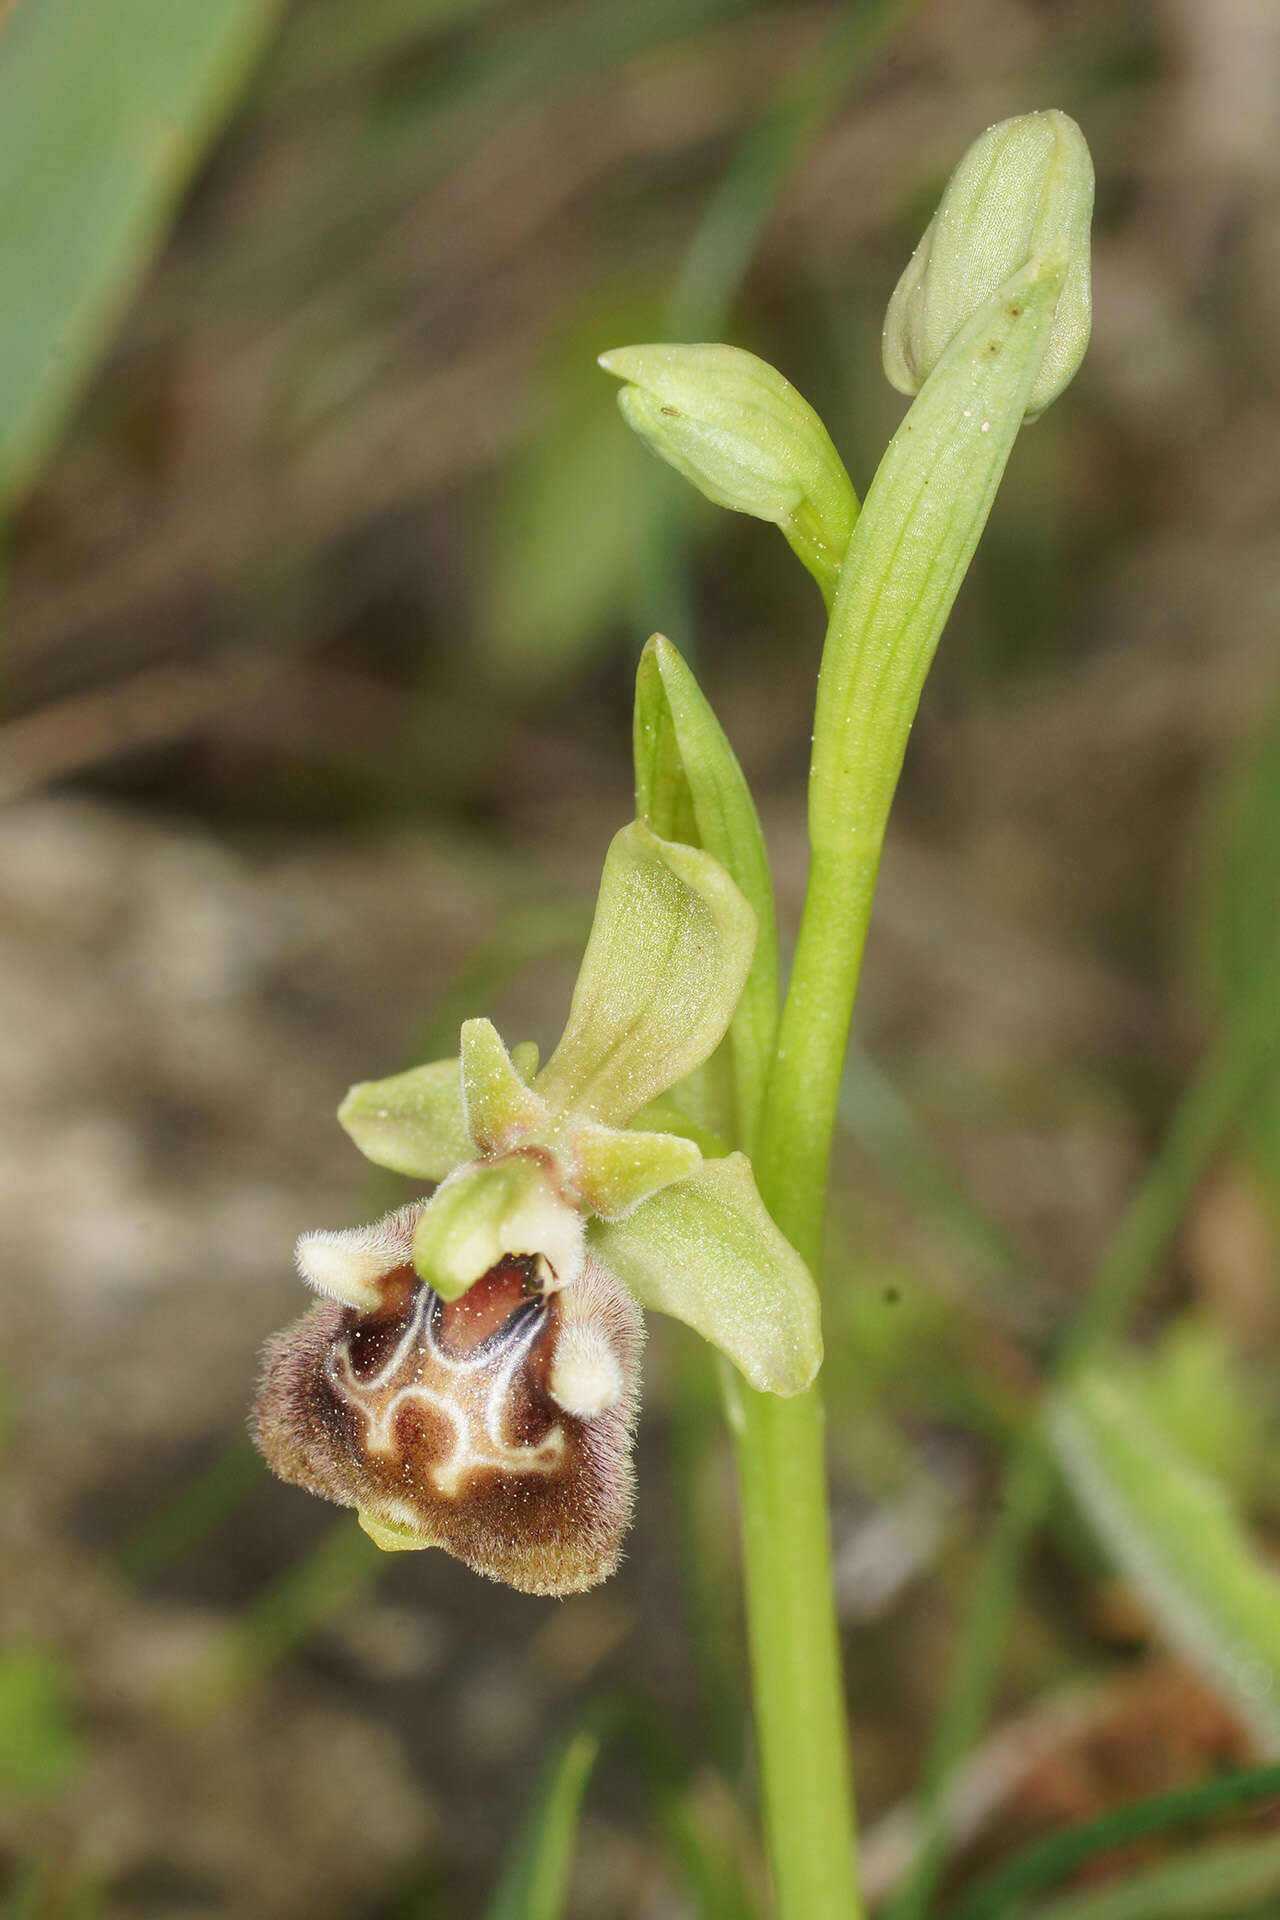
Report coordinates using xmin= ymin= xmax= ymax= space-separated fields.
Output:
xmin=882 ymin=108 xmax=1093 ymax=421
xmin=598 ymin=343 xmax=858 ymax=606
xmin=339 ymin=818 xmax=822 ymax=1394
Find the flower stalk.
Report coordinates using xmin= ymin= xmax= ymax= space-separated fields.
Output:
xmin=607 ymin=107 xmax=1093 ymax=1920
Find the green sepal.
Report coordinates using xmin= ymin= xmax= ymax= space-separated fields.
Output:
xmin=412 ymin=1152 xmax=584 ymax=1300
xmin=634 ymin=634 xmax=780 ymax=1150
xmin=570 ymin=1119 xmax=702 ymax=1220
xmin=589 ymin=1154 xmax=822 ymax=1395
xmin=338 ymin=1056 xmax=470 ymax=1180
xmin=533 ymin=820 xmax=756 ymax=1128
xmin=460 ymin=1017 xmax=546 ymax=1153
xmin=599 ymin=343 xmax=858 ymax=605
xmin=883 ymin=109 xmax=1093 ymax=422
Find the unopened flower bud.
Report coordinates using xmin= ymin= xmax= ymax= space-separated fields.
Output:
xmin=599 ymin=343 xmax=857 ymax=603
xmin=883 ymin=109 xmax=1093 ymax=420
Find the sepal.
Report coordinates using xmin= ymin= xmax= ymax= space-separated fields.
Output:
xmin=532 ymin=820 xmax=756 ymax=1127
xmin=588 ymin=1153 xmax=822 ymax=1395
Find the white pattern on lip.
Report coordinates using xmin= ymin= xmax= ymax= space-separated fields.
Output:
xmin=326 ymin=1282 xmax=566 ymax=1499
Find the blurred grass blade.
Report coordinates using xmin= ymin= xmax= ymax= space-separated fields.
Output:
xmin=1049 ymin=1371 xmax=1280 ymax=1751
xmin=260 ymin=0 xmax=498 ymax=98
xmin=0 ymin=1644 xmax=84 ymax=1794
xmin=0 ymin=0 xmax=281 ymax=516
xmin=1019 ymin=1832 xmax=1280 ymax=1920
xmin=0 ymin=1860 xmax=100 ymax=1920
xmin=950 ymin=1760 xmax=1280 ymax=1919
xmin=892 ymin=967 xmax=1280 ymax=1920
xmin=485 ymin=1726 xmax=604 ymax=1920
xmin=182 ymin=1520 xmax=382 ymax=1709
xmin=665 ymin=0 xmax=916 ymax=340
xmin=1193 ymin=698 xmax=1280 ymax=1209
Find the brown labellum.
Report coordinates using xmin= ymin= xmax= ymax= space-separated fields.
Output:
xmin=252 ymin=1245 xmax=643 ymax=1596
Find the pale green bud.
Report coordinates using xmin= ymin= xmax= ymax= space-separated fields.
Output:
xmin=883 ymin=109 xmax=1093 ymax=421
xmin=598 ymin=343 xmax=857 ymax=604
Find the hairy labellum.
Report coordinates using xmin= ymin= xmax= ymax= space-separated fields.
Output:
xmin=252 ymin=1216 xmax=643 ymax=1596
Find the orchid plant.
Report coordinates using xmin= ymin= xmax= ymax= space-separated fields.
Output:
xmin=253 ymin=111 xmax=1095 ymax=1919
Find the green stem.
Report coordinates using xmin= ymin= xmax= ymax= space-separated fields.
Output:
xmin=732 ymin=1383 xmax=862 ymax=1919
xmin=890 ymin=970 xmax=1280 ymax=1920
xmin=728 ymin=248 xmax=1067 ymax=1920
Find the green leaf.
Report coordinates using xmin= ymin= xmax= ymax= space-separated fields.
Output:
xmin=1049 ymin=1371 xmax=1280 ymax=1751
xmin=533 ymin=821 xmax=756 ymax=1128
xmin=590 ymin=1154 xmax=821 ymax=1394
xmin=0 ymin=0 xmax=281 ymax=516
xmin=600 ymin=343 xmax=857 ymax=604
xmin=485 ymin=1726 xmax=603 ymax=1920
xmin=338 ymin=1056 xmax=470 ymax=1180
xmin=634 ymin=635 xmax=780 ymax=1150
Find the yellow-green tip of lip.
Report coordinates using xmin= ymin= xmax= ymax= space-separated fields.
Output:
xmin=358 ymin=1510 xmax=437 ymax=1553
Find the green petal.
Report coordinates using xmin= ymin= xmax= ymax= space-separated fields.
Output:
xmin=571 ymin=1119 xmax=702 ymax=1220
xmin=533 ymin=820 xmax=756 ymax=1127
xmin=413 ymin=1152 xmax=584 ymax=1300
xmin=589 ymin=1154 xmax=822 ymax=1395
xmin=460 ymin=1017 xmax=546 ymax=1153
xmin=510 ymin=1040 xmax=541 ymax=1083
xmin=338 ymin=1056 xmax=470 ymax=1180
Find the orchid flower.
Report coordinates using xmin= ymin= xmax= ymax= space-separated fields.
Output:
xmin=253 ymin=820 xmax=821 ymax=1595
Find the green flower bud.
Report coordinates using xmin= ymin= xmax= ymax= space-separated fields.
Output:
xmin=883 ymin=109 xmax=1093 ymax=421
xmin=599 ymin=343 xmax=858 ymax=604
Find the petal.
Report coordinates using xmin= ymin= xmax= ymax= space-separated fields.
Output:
xmin=570 ymin=1119 xmax=702 ymax=1220
xmin=533 ymin=820 xmax=756 ymax=1127
xmin=588 ymin=1154 xmax=822 ymax=1395
xmin=338 ymin=1056 xmax=470 ymax=1180
xmin=460 ymin=1017 xmax=547 ymax=1153
xmin=294 ymin=1203 xmax=422 ymax=1310
xmin=412 ymin=1151 xmax=584 ymax=1300
xmin=252 ymin=1252 xmax=642 ymax=1595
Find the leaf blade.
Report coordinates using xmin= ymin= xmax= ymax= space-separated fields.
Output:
xmin=0 ymin=0 xmax=281 ymax=513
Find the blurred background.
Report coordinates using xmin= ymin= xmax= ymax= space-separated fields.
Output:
xmin=2 ymin=0 xmax=1280 ymax=1915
